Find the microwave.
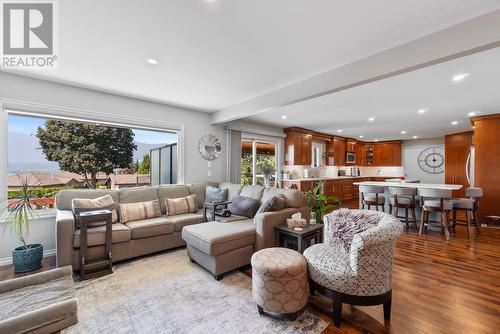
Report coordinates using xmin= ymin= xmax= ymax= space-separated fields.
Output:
xmin=345 ymin=151 xmax=356 ymax=164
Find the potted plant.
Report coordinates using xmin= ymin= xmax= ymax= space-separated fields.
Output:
xmin=1 ymin=175 xmax=43 ymax=272
xmin=262 ymin=164 xmax=275 ymax=187
xmin=305 ymin=180 xmax=342 ymax=223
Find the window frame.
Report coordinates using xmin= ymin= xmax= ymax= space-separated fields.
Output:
xmin=0 ymin=101 xmax=184 ymax=222
xmin=241 ymin=133 xmax=283 ymax=187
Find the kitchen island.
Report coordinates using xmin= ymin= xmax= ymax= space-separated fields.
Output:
xmin=353 ymin=180 xmax=463 ymax=216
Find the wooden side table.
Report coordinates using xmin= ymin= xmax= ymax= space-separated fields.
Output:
xmin=275 ymin=224 xmax=324 ymax=253
xmin=203 ymin=201 xmax=232 ymax=222
xmin=75 ymin=209 xmax=113 ymax=280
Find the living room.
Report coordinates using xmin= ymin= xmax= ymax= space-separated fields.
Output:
xmin=1 ymin=1 xmax=500 ymax=334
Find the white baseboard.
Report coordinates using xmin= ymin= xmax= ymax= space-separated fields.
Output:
xmin=0 ymin=249 xmax=56 ymax=267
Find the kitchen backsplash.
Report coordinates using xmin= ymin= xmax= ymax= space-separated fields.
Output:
xmin=283 ymin=165 xmax=403 ymax=179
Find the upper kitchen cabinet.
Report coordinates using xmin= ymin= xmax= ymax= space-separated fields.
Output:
xmin=346 ymin=139 xmax=356 ymax=152
xmin=333 ymin=137 xmax=347 ymax=166
xmin=373 ymin=142 xmax=402 ymax=166
xmin=284 ymin=128 xmax=312 ymax=165
xmin=364 ymin=144 xmax=374 ymax=165
xmin=285 ymin=127 xmax=402 ymax=167
xmin=356 ymin=142 xmax=365 ymax=165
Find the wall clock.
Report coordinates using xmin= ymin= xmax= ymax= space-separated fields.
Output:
xmin=198 ymin=134 xmax=222 ymax=161
xmin=418 ymin=147 xmax=445 ymax=174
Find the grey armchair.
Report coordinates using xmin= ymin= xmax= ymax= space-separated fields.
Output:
xmin=304 ymin=209 xmax=402 ymax=327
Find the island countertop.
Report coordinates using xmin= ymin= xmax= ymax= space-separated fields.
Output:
xmin=352 ymin=181 xmax=463 ymax=190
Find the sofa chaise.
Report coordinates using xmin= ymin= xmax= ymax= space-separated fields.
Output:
xmin=55 ymin=182 xmax=307 ymax=278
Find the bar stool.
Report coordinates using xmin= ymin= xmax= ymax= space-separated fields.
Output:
xmin=450 ymin=187 xmax=483 ymax=239
xmin=359 ymin=185 xmax=385 ymax=212
xmin=388 ymin=187 xmax=418 ymax=231
xmin=417 ymin=188 xmax=453 ymax=240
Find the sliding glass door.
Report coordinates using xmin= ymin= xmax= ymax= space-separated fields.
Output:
xmin=241 ymin=139 xmax=277 ymax=187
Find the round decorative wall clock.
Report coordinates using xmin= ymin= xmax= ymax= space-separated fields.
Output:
xmin=418 ymin=147 xmax=445 ymax=174
xmin=198 ymin=134 xmax=222 ymax=161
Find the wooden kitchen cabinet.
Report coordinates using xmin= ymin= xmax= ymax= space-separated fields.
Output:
xmin=284 ymin=130 xmax=312 ymax=165
xmin=356 ymin=142 xmax=365 ymax=166
xmin=445 ymin=131 xmax=472 ymax=198
xmin=365 ymin=145 xmax=374 ymax=165
xmin=334 ymin=137 xmax=346 ymax=166
xmin=471 ymin=114 xmax=500 ymax=222
xmin=284 ymin=127 xmax=401 ymax=167
xmin=325 ymin=180 xmax=343 ymax=202
xmin=281 ymin=180 xmax=314 ymax=192
xmin=346 ymin=140 xmax=356 ymax=152
xmin=373 ymin=142 xmax=402 ymax=166
xmin=325 ymin=136 xmax=347 ymax=166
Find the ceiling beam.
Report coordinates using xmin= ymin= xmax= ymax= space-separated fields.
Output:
xmin=211 ymin=9 xmax=500 ymax=125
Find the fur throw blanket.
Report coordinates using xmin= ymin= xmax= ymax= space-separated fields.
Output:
xmin=323 ymin=209 xmax=383 ymax=251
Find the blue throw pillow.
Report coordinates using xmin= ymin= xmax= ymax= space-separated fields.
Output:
xmin=228 ymin=196 xmax=261 ymax=218
xmin=205 ymin=186 xmax=228 ymax=203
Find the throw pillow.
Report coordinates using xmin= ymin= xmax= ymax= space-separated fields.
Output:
xmin=228 ymin=196 xmax=261 ymax=218
xmin=120 ymin=200 xmax=161 ymax=223
xmin=72 ymin=195 xmax=118 ymax=228
xmin=205 ymin=186 xmax=228 ymax=203
xmin=324 ymin=208 xmax=380 ymax=252
xmin=165 ymin=195 xmax=197 ymax=216
xmin=255 ymin=194 xmax=286 ymax=215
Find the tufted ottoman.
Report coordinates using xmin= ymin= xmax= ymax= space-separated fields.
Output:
xmin=251 ymin=247 xmax=309 ymax=320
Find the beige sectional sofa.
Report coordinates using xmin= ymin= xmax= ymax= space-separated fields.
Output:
xmin=55 ymin=182 xmax=307 ymax=278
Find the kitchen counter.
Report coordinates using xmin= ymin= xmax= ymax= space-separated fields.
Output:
xmin=283 ymin=176 xmax=400 ymax=182
xmin=352 ymin=181 xmax=462 ymax=190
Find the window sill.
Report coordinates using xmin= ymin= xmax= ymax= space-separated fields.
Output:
xmin=0 ymin=209 xmax=57 ymax=224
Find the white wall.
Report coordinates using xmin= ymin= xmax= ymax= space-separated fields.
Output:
xmin=0 ymin=72 xmax=227 ymax=264
xmin=402 ymin=138 xmax=445 ymax=184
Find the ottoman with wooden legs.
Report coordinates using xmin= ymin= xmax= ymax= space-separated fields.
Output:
xmin=251 ymin=247 xmax=309 ymax=320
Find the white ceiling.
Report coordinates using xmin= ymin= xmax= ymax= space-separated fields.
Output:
xmin=4 ymin=0 xmax=500 ymax=111
xmin=246 ymin=47 xmax=500 ymax=140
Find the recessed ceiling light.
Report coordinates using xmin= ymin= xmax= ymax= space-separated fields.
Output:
xmin=418 ymin=108 xmax=427 ymax=114
xmin=368 ymin=117 xmax=375 ymax=122
xmin=452 ymin=73 xmax=469 ymax=82
xmin=468 ymin=111 xmax=477 ymax=117
xmin=451 ymin=121 xmax=458 ymax=125
xmin=146 ymin=58 xmax=159 ymax=65
xmin=412 ymin=135 xmax=418 ymax=139
xmin=359 ymin=135 xmax=364 ymax=138
xmin=401 ymin=130 xmax=407 ymax=134
xmin=281 ymin=115 xmax=287 ymax=120
xmin=337 ymin=129 xmax=342 ymax=133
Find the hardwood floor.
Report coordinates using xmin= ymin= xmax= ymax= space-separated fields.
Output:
xmin=1 ymin=206 xmax=499 ymax=333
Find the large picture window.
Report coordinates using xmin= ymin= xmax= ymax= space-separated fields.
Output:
xmin=5 ymin=113 xmax=177 ymax=212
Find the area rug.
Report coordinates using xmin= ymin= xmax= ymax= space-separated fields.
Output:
xmin=63 ymin=249 xmax=328 ymax=334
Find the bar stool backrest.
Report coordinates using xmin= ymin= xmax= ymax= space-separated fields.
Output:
xmin=359 ymin=185 xmax=385 ymax=195
xmin=417 ymin=188 xmax=452 ymax=199
xmin=388 ymin=187 xmax=417 ymax=197
xmin=465 ymin=187 xmax=483 ymax=198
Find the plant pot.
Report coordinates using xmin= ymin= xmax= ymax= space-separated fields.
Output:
xmin=12 ymin=243 xmax=43 ymax=273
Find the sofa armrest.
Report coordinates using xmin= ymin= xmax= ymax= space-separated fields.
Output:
xmin=55 ymin=210 xmax=75 ymax=267
xmin=254 ymin=207 xmax=309 ymax=251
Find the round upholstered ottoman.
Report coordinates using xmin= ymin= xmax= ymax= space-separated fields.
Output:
xmin=251 ymin=247 xmax=309 ymax=320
